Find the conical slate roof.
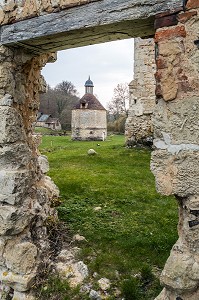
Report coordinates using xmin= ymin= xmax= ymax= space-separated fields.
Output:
xmin=74 ymin=93 xmax=106 ymax=110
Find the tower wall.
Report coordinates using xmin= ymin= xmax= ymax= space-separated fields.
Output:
xmin=71 ymin=109 xmax=107 ymax=141
xmin=125 ymin=38 xmax=156 ymax=146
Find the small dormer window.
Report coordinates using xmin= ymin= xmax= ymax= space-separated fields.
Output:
xmin=81 ymin=102 xmax=88 ymax=109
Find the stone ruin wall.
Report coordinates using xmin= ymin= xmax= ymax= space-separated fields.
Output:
xmin=0 ymin=0 xmax=198 ymax=299
xmin=152 ymin=3 xmax=199 ymax=300
xmin=0 ymin=46 xmax=59 ymax=299
xmin=125 ymin=37 xmax=156 ymax=146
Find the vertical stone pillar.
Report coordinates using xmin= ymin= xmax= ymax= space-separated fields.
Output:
xmin=0 ymin=47 xmax=58 ymax=300
xmin=125 ymin=38 xmax=156 ymax=147
xmin=151 ymin=2 xmax=199 ymax=300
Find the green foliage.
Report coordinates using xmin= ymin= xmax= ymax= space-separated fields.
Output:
xmin=34 ymin=127 xmax=70 ymax=136
xmin=35 ymin=275 xmax=88 ymax=300
xmin=140 ymin=264 xmax=154 ymax=284
xmin=39 ymin=81 xmax=79 ymax=129
xmin=39 ymin=135 xmax=178 ymax=299
xmin=121 ymin=277 xmax=142 ymax=300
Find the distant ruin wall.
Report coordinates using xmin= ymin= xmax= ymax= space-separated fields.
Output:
xmin=125 ymin=38 xmax=156 ymax=146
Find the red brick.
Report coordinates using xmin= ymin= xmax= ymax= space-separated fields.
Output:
xmin=155 ymin=7 xmax=183 ymax=18
xmin=155 ymin=25 xmax=186 ymax=42
xmin=186 ymin=0 xmax=199 ymax=9
xmin=177 ymin=10 xmax=197 ymax=23
xmin=154 ymin=14 xmax=178 ymax=29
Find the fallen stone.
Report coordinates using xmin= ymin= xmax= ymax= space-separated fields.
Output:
xmin=98 ymin=278 xmax=111 ymax=291
xmin=93 ymin=206 xmax=102 ymax=211
xmin=88 ymin=149 xmax=97 ymax=155
xmin=73 ymin=234 xmax=86 ymax=242
xmin=57 ymin=247 xmax=80 ymax=262
xmin=89 ymin=289 xmax=102 ymax=300
xmin=56 ymin=260 xmax=88 ymax=287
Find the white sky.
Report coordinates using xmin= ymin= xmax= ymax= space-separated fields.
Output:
xmin=41 ymin=38 xmax=134 ymax=108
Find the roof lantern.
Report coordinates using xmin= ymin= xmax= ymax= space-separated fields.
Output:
xmin=85 ymin=76 xmax=94 ymax=94
xmin=85 ymin=76 xmax=94 ymax=87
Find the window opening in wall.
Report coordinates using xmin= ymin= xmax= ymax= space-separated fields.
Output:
xmin=37 ymin=37 xmax=177 ymax=299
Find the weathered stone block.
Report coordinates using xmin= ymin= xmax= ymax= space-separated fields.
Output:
xmin=158 ymin=40 xmax=184 ymax=57
xmin=0 ymin=143 xmax=31 ymax=170
xmin=158 ymin=69 xmax=178 ymax=101
xmin=0 ymin=268 xmax=36 ymax=292
xmin=0 ymin=107 xmax=25 ymax=144
xmin=161 ymin=248 xmax=197 ymax=293
xmin=151 ymin=150 xmax=199 ymax=196
xmin=0 ymin=170 xmax=31 ymax=205
xmin=153 ymin=97 xmax=199 ymax=144
xmin=0 ymin=205 xmax=31 ymax=235
xmin=4 ymin=241 xmax=37 ymax=275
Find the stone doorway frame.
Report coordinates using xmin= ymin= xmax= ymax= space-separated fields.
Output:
xmin=0 ymin=1 xmax=198 ymax=299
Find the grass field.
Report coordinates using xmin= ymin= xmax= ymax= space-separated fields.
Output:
xmin=39 ymin=134 xmax=178 ymax=299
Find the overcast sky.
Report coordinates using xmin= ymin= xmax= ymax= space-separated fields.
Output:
xmin=41 ymin=38 xmax=134 ymax=108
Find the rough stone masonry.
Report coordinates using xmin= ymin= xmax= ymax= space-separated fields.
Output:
xmin=125 ymin=37 xmax=156 ymax=146
xmin=0 ymin=46 xmax=59 ymax=299
xmin=151 ymin=2 xmax=199 ymax=299
xmin=0 ymin=0 xmax=197 ymax=299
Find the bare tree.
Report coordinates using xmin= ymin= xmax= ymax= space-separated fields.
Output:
xmin=39 ymin=80 xmax=79 ymax=129
xmin=107 ymin=83 xmax=129 ymax=120
xmin=55 ymin=81 xmax=77 ymax=96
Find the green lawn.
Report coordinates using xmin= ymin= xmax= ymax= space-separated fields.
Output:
xmin=39 ymin=134 xmax=178 ymax=299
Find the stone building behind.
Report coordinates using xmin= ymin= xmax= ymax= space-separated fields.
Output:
xmin=71 ymin=77 xmax=107 ymax=141
xmin=125 ymin=38 xmax=156 ymax=146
